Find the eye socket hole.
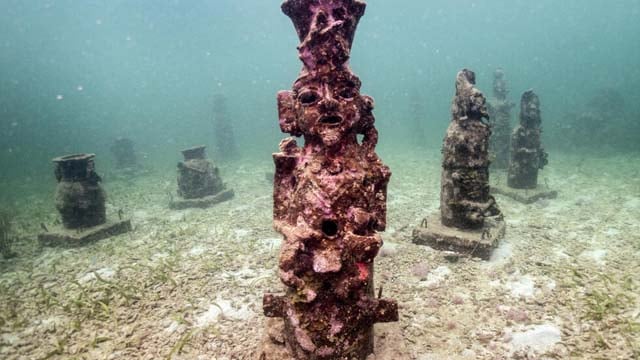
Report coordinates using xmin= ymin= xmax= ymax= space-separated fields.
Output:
xmin=337 ymin=88 xmax=356 ymax=99
xmin=298 ymin=90 xmax=319 ymax=105
xmin=321 ymin=220 xmax=339 ymax=237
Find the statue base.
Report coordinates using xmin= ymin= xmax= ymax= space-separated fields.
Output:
xmin=169 ymin=189 xmax=234 ymax=210
xmin=38 ymin=219 xmax=132 ymax=247
xmin=492 ymin=185 xmax=557 ymax=204
xmin=412 ymin=214 xmax=505 ymax=260
xmin=258 ymin=318 xmax=410 ymax=360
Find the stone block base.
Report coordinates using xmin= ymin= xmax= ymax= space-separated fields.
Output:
xmin=259 ymin=318 xmax=409 ymax=360
xmin=491 ymin=185 xmax=557 ymax=204
xmin=169 ymin=189 xmax=234 ymax=210
xmin=38 ymin=219 xmax=132 ymax=247
xmin=412 ymin=214 xmax=505 ymax=260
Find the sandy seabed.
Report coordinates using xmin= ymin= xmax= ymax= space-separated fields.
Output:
xmin=0 ymin=149 xmax=638 ymax=360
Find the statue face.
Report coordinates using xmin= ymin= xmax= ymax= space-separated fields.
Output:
xmin=292 ymin=72 xmax=362 ymax=147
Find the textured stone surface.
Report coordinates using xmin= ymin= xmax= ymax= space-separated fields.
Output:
xmin=487 ymin=68 xmax=514 ymax=170
xmin=38 ymin=219 xmax=131 ymax=248
xmin=508 ymin=90 xmax=549 ymax=189
xmin=262 ymin=1 xmax=397 ymax=359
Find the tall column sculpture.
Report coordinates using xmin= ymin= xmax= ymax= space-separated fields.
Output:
xmin=413 ymin=70 xmax=505 ymax=260
xmin=493 ymin=90 xmax=556 ymax=203
xmin=487 ymin=68 xmax=514 ymax=170
xmin=262 ymin=1 xmax=398 ymax=359
xmin=212 ymin=94 xmax=239 ymax=161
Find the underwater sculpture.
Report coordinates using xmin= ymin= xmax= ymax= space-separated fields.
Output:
xmin=261 ymin=0 xmax=398 ymax=359
xmin=212 ymin=94 xmax=239 ymax=161
xmin=412 ymin=70 xmax=505 ymax=260
xmin=38 ymin=154 xmax=131 ymax=247
xmin=493 ymin=90 xmax=557 ymax=203
xmin=0 ymin=210 xmax=16 ymax=259
xmin=110 ymin=137 xmax=138 ymax=170
xmin=487 ymin=68 xmax=514 ymax=170
xmin=169 ymin=145 xmax=234 ymax=209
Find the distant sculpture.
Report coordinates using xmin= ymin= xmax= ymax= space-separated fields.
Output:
xmin=491 ymin=90 xmax=557 ymax=203
xmin=38 ymin=154 xmax=131 ymax=247
xmin=409 ymin=91 xmax=427 ymax=148
xmin=170 ymin=145 xmax=234 ymax=209
xmin=487 ymin=68 xmax=514 ymax=169
xmin=508 ymin=90 xmax=548 ymax=189
xmin=110 ymin=137 xmax=138 ymax=170
xmin=261 ymin=1 xmax=398 ymax=359
xmin=413 ymin=70 xmax=505 ymax=259
xmin=212 ymin=94 xmax=238 ymax=161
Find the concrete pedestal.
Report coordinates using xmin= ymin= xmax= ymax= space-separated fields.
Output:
xmin=412 ymin=214 xmax=505 ymax=260
xmin=492 ymin=185 xmax=557 ymax=204
xmin=259 ymin=318 xmax=410 ymax=360
xmin=38 ymin=219 xmax=132 ymax=248
xmin=169 ymin=189 xmax=234 ymax=210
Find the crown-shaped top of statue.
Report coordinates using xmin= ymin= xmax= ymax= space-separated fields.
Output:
xmin=282 ymin=0 xmax=366 ymax=73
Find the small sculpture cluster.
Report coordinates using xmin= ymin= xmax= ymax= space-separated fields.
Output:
xmin=261 ymin=0 xmax=398 ymax=358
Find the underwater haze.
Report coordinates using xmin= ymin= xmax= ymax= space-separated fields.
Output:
xmin=1 ymin=0 xmax=639 ymax=359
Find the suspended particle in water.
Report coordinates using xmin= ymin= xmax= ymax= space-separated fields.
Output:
xmin=56 ymin=94 xmax=64 ymax=100
xmin=96 ymin=19 xmax=102 ymax=25
xmin=77 ymin=85 xmax=83 ymax=91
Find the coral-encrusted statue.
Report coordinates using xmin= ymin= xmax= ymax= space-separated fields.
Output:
xmin=412 ymin=70 xmax=505 ymax=260
xmin=507 ymin=90 xmax=548 ymax=189
xmin=492 ymin=90 xmax=556 ymax=203
xmin=262 ymin=1 xmax=398 ymax=359
xmin=487 ymin=68 xmax=514 ymax=170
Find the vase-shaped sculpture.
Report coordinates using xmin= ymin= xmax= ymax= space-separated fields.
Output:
xmin=262 ymin=1 xmax=398 ymax=359
xmin=39 ymin=153 xmax=131 ymax=247
xmin=54 ymin=154 xmax=106 ymax=229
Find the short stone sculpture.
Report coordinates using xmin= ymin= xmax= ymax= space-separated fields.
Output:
xmin=38 ymin=154 xmax=131 ymax=247
xmin=412 ymin=70 xmax=505 ymax=260
xmin=169 ymin=145 xmax=234 ymax=209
